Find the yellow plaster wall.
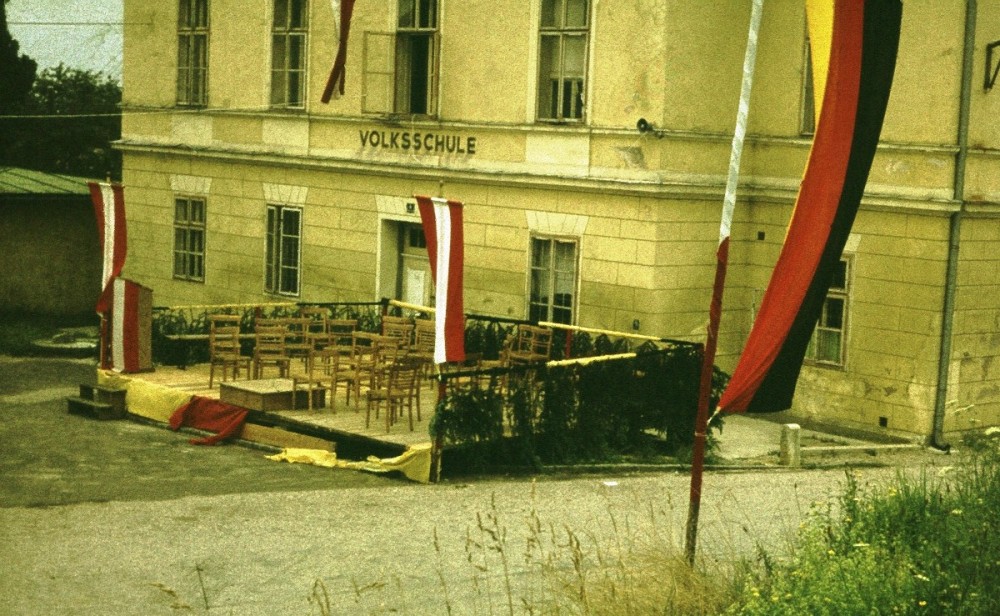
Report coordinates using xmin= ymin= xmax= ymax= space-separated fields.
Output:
xmin=589 ymin=0 xmax=667 ymax=130
xmin=969 ymin=5 xmax=1000 ymax=151
xmin=881 ymin=0 xmax=964 ymax=144
xmin=947 ymin=214 xmax=1000 ymax=433
xmin=122 ymin=4 xmax=176 ymax=107
xmin=441 ymin=1 xmax=531 ymax=123
xmin=790 ymin=210 xmax=951 ymax=436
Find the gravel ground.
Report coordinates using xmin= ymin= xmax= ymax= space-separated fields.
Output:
xmin=0 ymin=356 xmax=954 ymax=614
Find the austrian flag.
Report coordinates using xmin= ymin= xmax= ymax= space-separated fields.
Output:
xmin=416 ymin=195 xmax=465 ymax=365
xmin=88 ymin=181 xmax=127 ymax=314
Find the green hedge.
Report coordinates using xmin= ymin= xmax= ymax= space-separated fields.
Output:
xmin=430 ymin=346 xmax=728 ymax=473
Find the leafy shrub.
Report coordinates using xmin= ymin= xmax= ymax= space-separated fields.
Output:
xmin=434 ymin=346 xmax=728 ymax=472
xmin=730 ymin=442 xmax=1000 ymax=615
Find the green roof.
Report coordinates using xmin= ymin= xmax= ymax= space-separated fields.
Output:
xmin=0 ymin=167 xmax=92 ymax=196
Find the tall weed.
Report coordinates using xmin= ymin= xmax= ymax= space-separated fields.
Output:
xmin=729 ymin=438 xmax=1000 ymax=615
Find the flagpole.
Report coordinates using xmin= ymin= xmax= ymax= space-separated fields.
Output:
xmin=684 ymin=0 xmax=764 ymax=566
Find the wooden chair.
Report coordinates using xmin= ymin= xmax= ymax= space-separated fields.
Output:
xmin=326 ymin=332 xmax=360 ymax=408
xmin=281 ymin=317 xmax=314 ymax=364
xmin=357 ymin=334 xmax=399 ymax=415
xmin=208 ymin=314 xmax=250 ymax=388
xmin=299 ymin=306 xmax=329 ymax=349
xmin=411 ymin=318 xmax=437 ymax=389
xmin=291 ymin=347 xmax=339 ymax=412
xmin=252 ymin=324 xmax=291 ymax=379
xmin=506 ymin=324 xmax=553 ymax=365
xmin=381 ymin=315 xmax=415 ymax=353
xmin=367 ymin=355 xmax=423 ymax=432
xmin=313 ymin=318 xmax=357 ymax=350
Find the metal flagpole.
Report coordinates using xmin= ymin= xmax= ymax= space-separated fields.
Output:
xmin=684 ymin=0 xmax=765 ymax=565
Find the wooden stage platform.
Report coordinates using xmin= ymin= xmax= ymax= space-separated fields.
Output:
xmin=126 ymin=362 xmax=439 ymax=452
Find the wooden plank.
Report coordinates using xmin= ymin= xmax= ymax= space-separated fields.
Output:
xmin=239 ymin=423 xmax=336 ymax=451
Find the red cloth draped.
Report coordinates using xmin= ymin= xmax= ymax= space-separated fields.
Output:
xmin=169 ymin=396 xmax=249 ymax=446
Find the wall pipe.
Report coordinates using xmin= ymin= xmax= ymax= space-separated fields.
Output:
xmin=931 ymin=0 xmax=976 ymax=450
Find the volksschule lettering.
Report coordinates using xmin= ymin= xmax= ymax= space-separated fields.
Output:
xmin=359 ymin=129 xmax=477 ymax=155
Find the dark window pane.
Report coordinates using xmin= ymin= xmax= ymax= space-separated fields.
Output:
xmin=565 ymin=0 xmax=588 ymax=27
xmin=274 ymin=0 xmax=288 ymax=25
xmin=398 ymin=0 xmax=414 ymax=28
xmin=291 ymin=0 xmax=307 ymax=28
xmin=830 ymin=259 xmax=847 ymax=289
xmin=541 ymin=0 xmax=561 ymax=27
xmin=824 ymin=298 xmax=844 ymax=329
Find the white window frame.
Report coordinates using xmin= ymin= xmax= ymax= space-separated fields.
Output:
xmin=177 ymin=0 xmax=209 ymax=107
xmin=805 ymin=256 xmax=851 ymax=367
xmin=361 ymin=0 xmax=440 ymax=116
xmin=270 ymin=0 xmax=309 ymax=109
xmin=536 ymin=0 xmax=590 ymax=123
xmin=172 ymin=196 xmax=206 ymax=282
xmin=528 ymin=235 xmax=579 ymax=325
xmin=265 ymin=204 xmax=302 ymax=296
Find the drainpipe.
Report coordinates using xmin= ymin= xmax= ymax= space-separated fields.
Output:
xmin=931 ymin=0 xmax=976 ymax=450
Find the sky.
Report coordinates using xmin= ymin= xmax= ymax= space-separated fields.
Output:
xmin=6 ymin=0 xmax=124 ymax=83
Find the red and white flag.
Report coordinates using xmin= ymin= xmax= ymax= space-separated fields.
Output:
xmin=321 ymin=0 xmax=356 ymax=103
xmin=88 ymin=181 xmax=127 ymax=314
xmin=416 ymin=195 xmax=465 ymax=365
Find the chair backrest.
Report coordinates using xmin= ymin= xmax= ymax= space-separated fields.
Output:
xmin=324 ymin=318 xmax=357 ymax=346
xmin=254 ymin=324 xmax=287 ymax=356
xmin=210 ymin=325 xmax=241 ymax=356
xmin=388 ymin=356 xmax=423 ymax=394
xmin=298 ymin=306 xmax=329 ymax=334
xmin=382 ymin=315 xmax=414 ymax=345
xmin=412 ymin=318 xmax=435 ymax=354
xmin=209 ymin=313 xmax=241 ymax=328
xmin=209 ymin=315 xmax=242 ymax=355
xmin=515 ymin=324 xmax=552 ymax=358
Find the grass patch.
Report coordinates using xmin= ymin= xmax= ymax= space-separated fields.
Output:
xmin=727 ymin=435 xmax=1000 ymax=615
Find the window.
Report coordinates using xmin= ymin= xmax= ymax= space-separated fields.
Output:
xmin=361 ymin=0 xmax=439 ymax=116
xmin=529 ymin=237 xmax=578 ymax=324
xmin=265 ymin=205 xmax=301 ymax=296
xmin=537 ymin=0 xmax=589 ymax=122
xmin=396 ymin=0 xmax=438 ymax=115
xmin=177 ymin=0 xmax=209 ymax=106
xmin=173 ymin=197 xmax=205 ymax=281
xmin=271 ymin=0 xmax=308 ymax=109
xmin=806 ymin=257 xmax=850 ymax=366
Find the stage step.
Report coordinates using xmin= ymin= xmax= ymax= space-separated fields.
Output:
xmin=67 ymin=384 xmax=127 ymax=420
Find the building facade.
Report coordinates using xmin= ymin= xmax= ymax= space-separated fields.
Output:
xmin=118 ymin=0 xmax=1000 ymax=443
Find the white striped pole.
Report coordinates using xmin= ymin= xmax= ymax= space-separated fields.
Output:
xmin=685 ymin=0 xmax=765 ymax=566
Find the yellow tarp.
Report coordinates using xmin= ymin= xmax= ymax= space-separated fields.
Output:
xmin=97 ymin=369 xmax=193 ymax=423
xmin=265 ymin=442 xmax=433 ymax=483
xmin=266 ymin=447 xmax=340 ymax=468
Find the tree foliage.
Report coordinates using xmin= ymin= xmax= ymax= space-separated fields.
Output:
xmin=1 ymin=63 xmax=121 ymax=179
xmin=0 ymin=0 xmax=37 ymax=114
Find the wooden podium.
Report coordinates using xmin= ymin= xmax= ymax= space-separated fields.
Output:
xmin=101 ymin=277 xmax=153 ymax=373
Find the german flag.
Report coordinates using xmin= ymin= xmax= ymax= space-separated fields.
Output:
xmin=718 ymin=0 xmax=902 ymax=413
